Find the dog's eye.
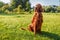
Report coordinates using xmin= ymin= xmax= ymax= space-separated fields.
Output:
xmin=36 ymin=7 xmax=37 ymax=9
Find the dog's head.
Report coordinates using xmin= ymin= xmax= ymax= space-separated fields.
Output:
xmin=34 ymin=4 xmax=43 ymax=12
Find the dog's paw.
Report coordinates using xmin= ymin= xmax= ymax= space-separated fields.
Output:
xmin=21 ymin=28 xmax=26 ymax=30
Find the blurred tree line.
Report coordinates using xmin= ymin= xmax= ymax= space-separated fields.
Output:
xmin=43 ymin=5 xmax=60 ymax=13
xmin=0 ymin=0 xmax=60 ymax=14
xmin=0 ymin=0 xmax=31 ymax=14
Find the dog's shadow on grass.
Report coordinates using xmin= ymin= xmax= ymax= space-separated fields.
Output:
xmin=37 ymin=31 xmax=60 ymax=40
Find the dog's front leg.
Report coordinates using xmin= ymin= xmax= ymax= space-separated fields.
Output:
xmin=33 ymin=21 xmax=37 ymax=35
xmin=34 ymin=26 xmax=36 ymax=35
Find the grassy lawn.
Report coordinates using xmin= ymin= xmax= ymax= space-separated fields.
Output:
xmin=0 ymin=13 xmax=60 ymax=40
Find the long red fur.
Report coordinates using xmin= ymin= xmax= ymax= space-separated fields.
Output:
xmin=21 ymin=4 xmax=43 ymax=35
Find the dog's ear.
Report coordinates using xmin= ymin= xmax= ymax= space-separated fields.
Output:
xmin=39 ymin=7 xmax=44 ymax=12
xmin=38 ymin=4 xmax=43 ymax=12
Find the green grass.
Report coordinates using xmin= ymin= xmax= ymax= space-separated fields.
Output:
xmin=0 ymin=13 xmax=60 ymax=40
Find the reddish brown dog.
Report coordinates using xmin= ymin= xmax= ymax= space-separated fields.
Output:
xmin=21 ymin=4 xmax=43 ymax=35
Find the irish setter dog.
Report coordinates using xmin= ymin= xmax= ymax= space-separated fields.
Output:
xmin=21 ymin=4 xmax=43 ymax=35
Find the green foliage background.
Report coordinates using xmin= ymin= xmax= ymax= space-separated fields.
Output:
xmin=0 ymin=0 xmax=60 ymax=14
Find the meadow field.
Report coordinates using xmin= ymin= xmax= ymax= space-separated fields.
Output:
xmin=0 ymin=13 xmax=60 ymax=40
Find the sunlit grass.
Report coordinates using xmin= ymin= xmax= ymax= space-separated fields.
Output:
xmin=0 ymin=13 xmax=60 ymax=40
